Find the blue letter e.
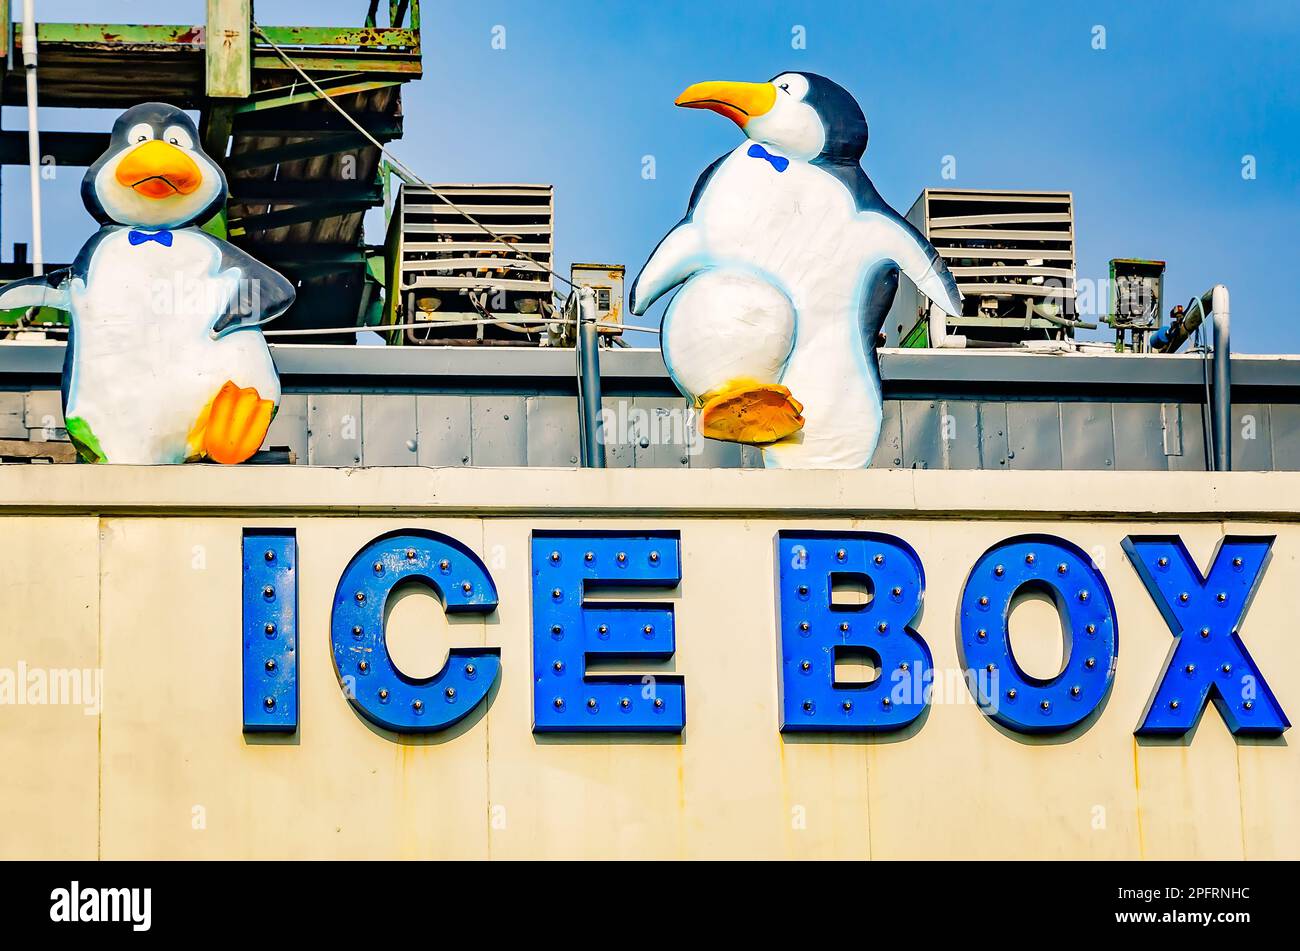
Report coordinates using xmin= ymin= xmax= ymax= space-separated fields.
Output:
xmin=531 ymin=531 xmax=684 ymax=733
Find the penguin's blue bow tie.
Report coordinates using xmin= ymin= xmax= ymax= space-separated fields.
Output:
xmin=128 ymin=229 xmax=173 ymax=248
xmin=747 ymin=144 xmax=789 ymax=173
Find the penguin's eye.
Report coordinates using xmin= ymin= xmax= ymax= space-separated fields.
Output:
xmin=163 ymin=125 xmax=194 ymax=150
xmin=126 ymin=123 xmax=153 ymax=145
xmin=779 ymin=83 xmax=791 ymax=93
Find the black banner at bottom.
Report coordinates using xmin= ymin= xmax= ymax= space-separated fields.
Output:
xmin=0 ymin=859 xmax=1283 ymax=937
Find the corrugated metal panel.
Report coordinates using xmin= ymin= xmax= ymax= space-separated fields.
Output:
xmin=1111 ymin=403 xmax=1168 ymax=471
xmin=262 ymin=394 xmax=308 ymax=461
xmin=691 ymin=432 xmax=742 ymax=469
xmin=1232 ymin=403 xmax=1273 ymax=472
xmin=1269 ymin=404 xmax=1300 ymax=471
xmin=1160 ymin=403 xmax=1183 ymax=460
xmin=633 ymin=396 xmax=691 ymax=469
xmin=601 ymin=397 xmax=635 ymax=469
xmin=469 ymin=396 xmax=527 ymax=467
xmin=897 ymin=399 xmax=991 ymax=470
xmin=1007 ymin=402 xmax=1062 ymax=469
xmin=1169 ymin=403 xmax=1209 ymax=472
xmin=1059 ymin=402 xmax=1115 ymax=470
xmin=901 ymin=400 xmax=941 ymax=469
xmin=361 ymin=395 xmax=418 ymax=467
xmin=940 ymin=400 xmax=984 ymax=469
xmin=870 ymin=400 xmax=904 ymax=468
xmin=307 ymin=394 xmax=362 ymax=466
xmin=0 ymin=393 xmax=26 ymax=439
xmin=525 ymin=396 xmax=580 ymax=467
xmin=416 ymin=395 xmax=472 ymax=467
xmin=977 ymin=402 xmax=1009 ymax=469
xmin=24 ymin=390 xmax=66 ymax=441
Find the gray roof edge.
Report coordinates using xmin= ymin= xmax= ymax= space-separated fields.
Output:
xmin=2 ymin=342 xmax=1298 ymax=392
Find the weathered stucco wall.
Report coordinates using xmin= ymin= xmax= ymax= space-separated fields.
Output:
xmin=0 ymin=466 xmax=1296 ymax=859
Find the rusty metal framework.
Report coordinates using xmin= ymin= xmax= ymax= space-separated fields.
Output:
xmin=0 ymin=0 xmax=422 ymax=335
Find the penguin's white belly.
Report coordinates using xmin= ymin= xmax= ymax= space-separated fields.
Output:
xmin=693 ymin=150 xmax=867 ymax=281
xmin=662 ymin=270 xmax=795 ymax=402
xmin=683 ymin=149 xmax=896 ymax=468
xmin=65 ymin=230 xmax=279 ymax=464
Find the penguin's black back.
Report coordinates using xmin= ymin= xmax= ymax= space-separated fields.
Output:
xmin=791 ymin=72 xmax=869 ymax=165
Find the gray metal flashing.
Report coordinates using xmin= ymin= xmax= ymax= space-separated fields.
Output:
xmin=1 ymin=343 xmax=1298 ymax=473
xmin=4 ymin=342 xmax=1300 ymax=397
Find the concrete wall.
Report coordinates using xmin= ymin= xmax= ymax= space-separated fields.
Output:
xmin=0 ymin=466 xmax=1296 ymax=859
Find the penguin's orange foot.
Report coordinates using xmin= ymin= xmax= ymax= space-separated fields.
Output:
xmin=197 ymin=381 xmax=274 ymax=464
xmin=699 ymin=382 xmax=805 ymax=444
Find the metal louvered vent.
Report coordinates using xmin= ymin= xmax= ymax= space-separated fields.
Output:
xmin=885 ymin=189 xmax=1077 ymax=347
xmin=383 ymin=183 xmax=555 ymax=345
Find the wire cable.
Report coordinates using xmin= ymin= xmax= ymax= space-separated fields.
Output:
xmin=261 ymin=318 xmax=653 ymax=338
xmin=6 ymin=318 xmax=659 ymax=337
xmin=250 ymin=22 xmax=576 ymax=291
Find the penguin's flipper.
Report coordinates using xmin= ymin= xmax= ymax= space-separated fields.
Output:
xmin=870 ymin=213 xmax=963 ymax=317
xmin=0 ymin=267 xmax=73 ymax=312
xmin=630 ymin=222 xmax=704 ymax=315
xmin=209 ymin=244 xmax=297 ymax=338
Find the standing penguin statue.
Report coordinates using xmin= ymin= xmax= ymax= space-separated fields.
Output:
xmin=630 ymin=72 xmax=963 ymax=469
xmin=0 ymin=103 xmax=295 ymax=464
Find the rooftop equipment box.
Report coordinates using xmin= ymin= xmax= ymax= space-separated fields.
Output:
xmin=885 ymin=189 xmax=1077 ymax=347
xmin=383 ymin=184 xmax=555 ymax=345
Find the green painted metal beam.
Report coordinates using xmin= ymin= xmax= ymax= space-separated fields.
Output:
xmin=228 ymin=200 xmax=376 ymax=235
xmin=239 ymin=244 xmax=372 ymax=267
xmin=235 ymin=79 xmax=403 ymax=114
xmin=252 ymin=52 xmax=421 ymax=75
xmin=200 ymin=103 xmax=236 ymax=160
xmin=226 ymin=133 xmax=373 ymax=171
xmin=228 ymin=181 xmax=383 ymax=203
xmin=23 ymin=22 xmax=416 ymax=49
xmin=0 ymin=130 xmax=108 ymax=166
xmin=245 ymin=251 xmax=369 ymax=277
xmin=258 ymin=26 xmax=418 ymax=48
xmin=27 ymin=23 xmax=208 ymax=46
xmin=206 ymin=0 xmax=252 ymax=98
xmin=233 ymin=111 xmax=401 ymax=136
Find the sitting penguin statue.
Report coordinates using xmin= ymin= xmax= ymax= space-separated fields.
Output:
xmin=0 ymin=103 xmax=295 ymax=464
xmin=630 ymin=72 xmax=963 ymax=469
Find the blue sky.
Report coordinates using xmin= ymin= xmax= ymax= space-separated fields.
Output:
xmin=5 ymin=1 xmax=1298 ymax=351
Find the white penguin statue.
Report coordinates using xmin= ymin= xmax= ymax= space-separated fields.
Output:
xmin=0 ymin=103 xmax=295 ymax=464
xmin=630 ymin=72 xmax=963 ymax=468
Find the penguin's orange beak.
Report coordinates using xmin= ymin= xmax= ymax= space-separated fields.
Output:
xmin=115 ymin=140 xmax=202 ymax=199
xmin=675 ymin=81 xmax=776 ymax=128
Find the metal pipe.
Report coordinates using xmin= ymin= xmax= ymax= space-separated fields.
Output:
xmin=927 ymin=302 xmax=966 ymax=348
xmin=22 ymin=0 xmax=44 ymax=275
xmin=1155 ymin=300 xmax=1205 ymax=353
xmin=1209 ymin=284 xmax=1231 ymax=472
xmin=576 ymin=287 xmax=606 ymax=468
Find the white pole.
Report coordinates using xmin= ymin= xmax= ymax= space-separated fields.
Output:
xmin=22 ymin=0 xmax=43 ymax=276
